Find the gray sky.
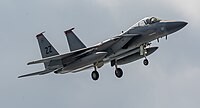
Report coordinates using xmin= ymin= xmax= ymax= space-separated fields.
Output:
xmin=0 ymin=0 xmax=200 ymax=108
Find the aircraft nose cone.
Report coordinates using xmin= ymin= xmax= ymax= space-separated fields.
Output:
xmin=176 ymin=21 xmax=188 ymax=28
xmin=166 ymin=21 xmax=188 ymax=33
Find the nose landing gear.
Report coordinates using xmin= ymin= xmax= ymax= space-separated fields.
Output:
xmin=115 ymin=68 xmax=123 ymax=78
xmin=140 ymin=43 xmax=150 ymax=66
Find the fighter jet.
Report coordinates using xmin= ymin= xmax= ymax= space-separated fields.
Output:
xmin=18 ymin=16 xmax=187 ymax=80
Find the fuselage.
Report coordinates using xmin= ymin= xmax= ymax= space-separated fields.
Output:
xmin=19 ymin=16 xmax=187 ymax=79
xmin=61 ymin=17 xmax=187 ymax=73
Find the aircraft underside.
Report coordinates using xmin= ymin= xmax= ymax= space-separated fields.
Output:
xmin=57 ymin=43 xmax=158 ymax=80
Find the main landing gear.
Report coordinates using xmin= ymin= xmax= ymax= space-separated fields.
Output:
xmin=91 ymin=70 xmax=99 ymax=80
xmin=91 ymin=43 xmax=151 ymax=80
xmin=91 ymin=60 xmax=123 ymax=81
xmin=111 ymin=60 xmax=123 ymax=78
xmin=91 ymin=65 xmax=99 ymax=80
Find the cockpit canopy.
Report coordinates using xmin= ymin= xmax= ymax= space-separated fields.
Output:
xmin=133 ymin=17 xmax=162 ymax=27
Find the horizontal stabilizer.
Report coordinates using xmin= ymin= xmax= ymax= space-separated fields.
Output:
xmin=18 ymin=69 xmax=55 ymax=78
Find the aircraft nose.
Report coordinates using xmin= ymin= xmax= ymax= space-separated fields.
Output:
xmin=165 ymin=21 xmax=188 ymax=33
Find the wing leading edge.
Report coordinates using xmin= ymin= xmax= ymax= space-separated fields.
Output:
xmin=27 ymin=46 xmax=96 ymax=65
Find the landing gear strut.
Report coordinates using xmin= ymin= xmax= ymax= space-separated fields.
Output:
xmin=91 ymin=65 xmax=99 ymax=80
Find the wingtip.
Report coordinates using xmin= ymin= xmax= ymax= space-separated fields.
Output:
xmin=18 ymin=75 xmax=24 ymax=78
xmin=18 ymin=74 xmax=29 ymax=78
xmin=17 ymin=74 xmax=34 ymax=78
xmin=27 ymin=61 xmax=35 ymax=65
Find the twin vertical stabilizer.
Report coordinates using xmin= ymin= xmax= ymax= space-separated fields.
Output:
xmin=36 ymin=32 xmax=59 ymax=68
xmin=64 ymin=28 xmax=86 ymax=51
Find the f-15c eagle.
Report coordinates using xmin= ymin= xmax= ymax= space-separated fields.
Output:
xmin=19 ymin=16 xmax=187 ymax=80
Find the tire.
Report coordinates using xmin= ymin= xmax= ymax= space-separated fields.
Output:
xmin=115 ymin=68 xmax=123 ymax=78
xmin=143 ymin=59 xmax=149 ymax=66
xmin=91 ymin=71 xmax=99 ymax=80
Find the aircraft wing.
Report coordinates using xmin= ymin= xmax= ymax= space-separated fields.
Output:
xmin=18 ymin=69 xmax=56 ymax=78
xmin=107 ymin=34 xmax=141 ymax=52
xmin=27 ymin=53 xmax=74 ymax=65
xmin=95 ymin=34 xmax=140 ymax=50
xmin=27 ymin=46 xmax=96 ymax=65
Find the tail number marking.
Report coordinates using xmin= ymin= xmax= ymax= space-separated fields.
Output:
xmin=45 ymin=46 xmax=52 ymax=54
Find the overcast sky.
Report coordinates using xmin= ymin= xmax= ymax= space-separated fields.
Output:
xmin=0 ymin=0 xmax=200 ymax=108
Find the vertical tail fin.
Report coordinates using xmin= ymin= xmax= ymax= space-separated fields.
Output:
xmin=36 ymin=32 xmax=59 ymax=68
xmin=64 ymin=28 xmax=86 ymax=51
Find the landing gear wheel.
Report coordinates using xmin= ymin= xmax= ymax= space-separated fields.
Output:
xmin=91 ymin=71 xmax=99 ymax=80
xmin=115 ymin=68 xmax=123 ymax=78
xmin=143 ymin=59 xmax=149 ymax=66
